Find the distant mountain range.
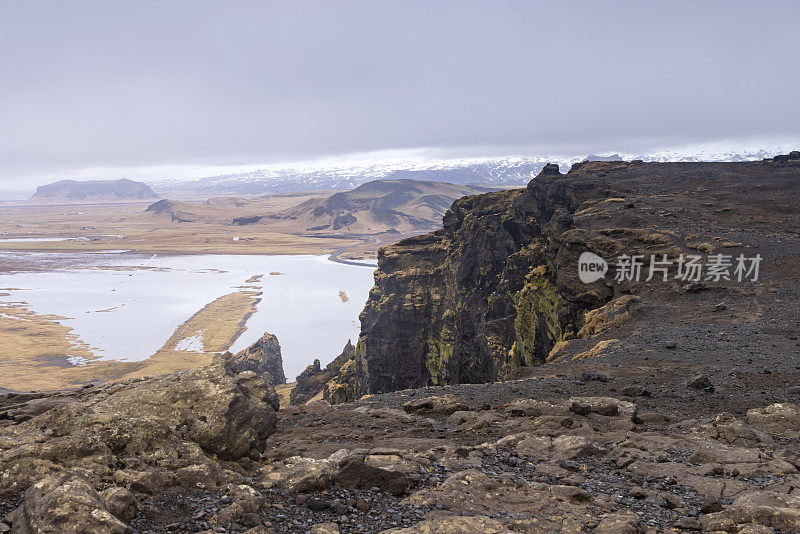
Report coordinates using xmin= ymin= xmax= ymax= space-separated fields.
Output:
xmin=150 ymin=157 xmax=551 ymax=196
xmin=149 ymin=146 xmax=795 ymax=196
xmin=31 ymin=179 xmax=159 ymax=203
xmin=137 ymin=178 xmax=490 ymax=236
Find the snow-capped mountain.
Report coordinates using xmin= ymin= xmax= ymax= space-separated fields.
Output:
xmin=150 ymin=156 xmax=575 ymax=196
xmin=146 ymin=141 xmax=798 ymax=196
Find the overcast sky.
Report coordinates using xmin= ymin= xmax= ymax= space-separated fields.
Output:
xmin=1 ymin=0 xmax=799 ymax=189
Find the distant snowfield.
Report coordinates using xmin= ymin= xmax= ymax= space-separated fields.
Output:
xmin=13 ymin=139 xmax=798 ymax=197
xmin=0 ymin=252 xmax=375 ymax=379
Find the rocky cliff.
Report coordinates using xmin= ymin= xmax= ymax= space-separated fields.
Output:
xmin=346 ymin=154 xmax=800 ymax=396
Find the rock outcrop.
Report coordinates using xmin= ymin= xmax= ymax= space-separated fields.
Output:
xmin=0 ymin=353 xmax=278 ymax=531
xmin=337 ymin=156 xmax=800 ymax=396
xmin=290 ymin=341 xmax=355 ymax=405
xmin=229 ymin=332 xmax=287 ymax=386
xmin=3 ymin=318 xmax=800 ymax=531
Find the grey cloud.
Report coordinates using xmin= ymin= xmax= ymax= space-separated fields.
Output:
xmin=1 ymin=0 xmax=799 ymax=186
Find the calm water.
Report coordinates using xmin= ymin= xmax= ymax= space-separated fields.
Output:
xmin=0 ymin=252 xmax=375 ymax=379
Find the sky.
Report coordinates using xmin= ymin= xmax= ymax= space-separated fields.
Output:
xmin=1 ymin=0 xmax=799 ymax=191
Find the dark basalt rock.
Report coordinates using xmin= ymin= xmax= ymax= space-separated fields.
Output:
xmin=228 ymin=332 xmax=286 ymax=386
xmin=290 ymin=341 xmax=355 ymax=405
xmin=348 ymin=163 xmax=610 ymax=395
xmin=687 ymin=374 xmax=715 ymax=393
xmin=333 ymin=459 xmax=409 ymax=496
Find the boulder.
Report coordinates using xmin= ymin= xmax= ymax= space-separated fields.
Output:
xmin=686 ymin=374 xmax=715 ymax=392
xmin=10 ymin=471 xmax=130 ymax=534
xmin=101 ymin=486 xmax=138 ymax=522
xmin=333 ymin=458 xmax=408 ymax=496
xmin=580 ymin=371 xmax=609 ymax=382
xmin=594 ymin=513 xmax=640 ymax=534
xmin=700 ymin=491 xmax=800 ymax=531
xmin=279 ymin=457 xmax=339 ymax=493
xmin=402 ymin=395 xmax=468 ymax=415
xmin=381 ymin=516 xmax=513 ymax=533
xmin=504 ymin=399 xmax=564 ymax=417
xmin=552 ymin=435 xmax=608 ymax=460
xmin=311 ymin=524 xmax=340 ymax=534
xmin=216 ymin=485 xmax=265 ymax=525
xmin=567 ymin=396 xmax=638 ymax=420
xmin=745 ymin=403 xmax=800 ymax=432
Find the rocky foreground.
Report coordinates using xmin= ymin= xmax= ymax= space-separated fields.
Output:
xmin=1 ymin=350 xmax=800 ymax=533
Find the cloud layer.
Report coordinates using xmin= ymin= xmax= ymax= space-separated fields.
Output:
xmin=2 ymin=1 xmax=798 ymax=187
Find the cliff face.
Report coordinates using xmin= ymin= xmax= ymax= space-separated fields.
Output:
xmin=348 ymin=155 xmax=800 ymax=396
xmin=354 ymin=164 xmax=608 ymax=393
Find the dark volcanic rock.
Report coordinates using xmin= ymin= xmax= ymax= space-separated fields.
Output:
xmin=346 ymin=164 xmax=608 ymax=394
xmin=228 ymin=332 xmax=286 ymax=386
xmin=333 ymin=459 xmax=409 ymax=496
xmin=580 ymin=371 xmax=609 ymax=382
xmin=290 ymin=341 xmax=355 ymax=405
xmin=687 ymin=374 xmax=715 ymax=392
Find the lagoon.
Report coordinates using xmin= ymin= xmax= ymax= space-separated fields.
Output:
xmin=0 ymin=251 xmax=375 ymax=379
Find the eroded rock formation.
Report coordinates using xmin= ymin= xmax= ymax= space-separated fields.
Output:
xmin=1 ymin=154 xmax=799 ymax=532
xmin=229 ymin=332 xmax=287 ymax=386
xmin=290 ymin=341 xmax=355 ymax=405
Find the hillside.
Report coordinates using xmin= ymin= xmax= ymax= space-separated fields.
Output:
xmin=138 ymin=199 xmax=225 ymax=223
xmin=30 ymin=178 xmax=159 ymax=203
xmin=134 ymin=180 xmax=484 ymax=235
xmin=274 ymin=179 xmax=491 ymax=234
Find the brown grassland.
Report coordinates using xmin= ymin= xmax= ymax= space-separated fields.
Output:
xmin=0 ymin=289 xmax=261 ymax=392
